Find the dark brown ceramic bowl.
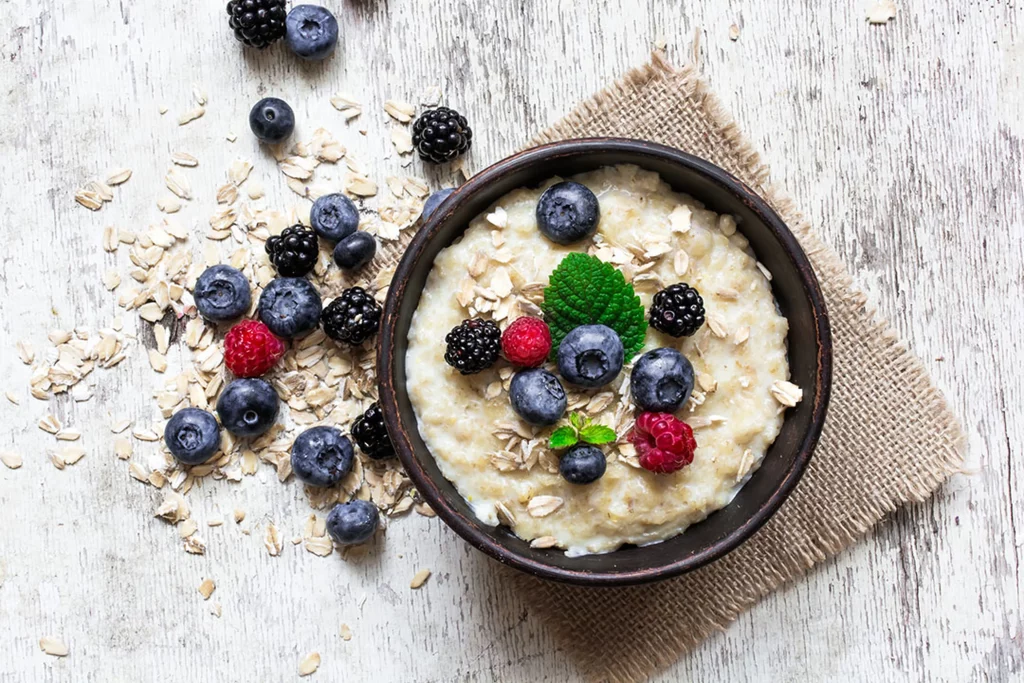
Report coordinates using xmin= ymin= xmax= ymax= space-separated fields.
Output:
xmin=378 ymin=139 xmax=831 ymax=586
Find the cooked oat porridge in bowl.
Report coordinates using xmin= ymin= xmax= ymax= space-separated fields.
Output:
xmin=379 ymin=139 xmax=831 ymax=585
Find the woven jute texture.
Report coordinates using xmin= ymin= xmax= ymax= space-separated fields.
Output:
xmin=495 ymin=53 xmax=966 ymax=683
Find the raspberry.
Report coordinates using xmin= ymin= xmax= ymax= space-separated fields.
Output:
xmin=629 ymin=412 xmax=697 ymax=474
xmin=224 ymin=320 xmax=285 ymax=378
xmin=501 ymin=317 xmax=552 ymax=367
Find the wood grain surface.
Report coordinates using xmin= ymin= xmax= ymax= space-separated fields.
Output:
xmin=0 ymin=1 xmax=1020 ymax=681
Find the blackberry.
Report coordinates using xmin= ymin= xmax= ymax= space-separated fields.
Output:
xmin=227 ymin=0 xmax=287 ymax=49
xmin=266 ymin=225 xmax=319 ymax=277
xmin=445 ymin=318 xmax=501 ymax=375
xmin=649 ymin=283 xmax=706 ymax=337
xmin=321 ymin=287 xmax=381 ymax=345
xmin=412 ymin=107 xmax=473 ymax=164
xmin=351 ymin=402 xmax=395 ymax=460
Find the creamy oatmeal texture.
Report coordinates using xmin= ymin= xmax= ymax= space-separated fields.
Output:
xmin=406 ymin=165 xmax=795 ymax=556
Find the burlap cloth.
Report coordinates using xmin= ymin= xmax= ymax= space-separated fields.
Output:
xmin=495 ymin=53 xmax=966 ymax=682
xmin=381 ymin=54 xmax=966 ymax=682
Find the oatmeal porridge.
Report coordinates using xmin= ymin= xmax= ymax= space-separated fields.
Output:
xmin=405 ymin=164 xmax=802 ymax=556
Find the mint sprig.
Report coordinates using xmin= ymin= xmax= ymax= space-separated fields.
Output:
xmin=548 ymin=412 xmax=617 ymax=450
xmin=540 ymin=253 xmax=647 ymax=362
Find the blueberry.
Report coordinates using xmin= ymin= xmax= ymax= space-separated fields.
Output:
xmin=249 ymin=97 xmax=295 ymax=145
xmin=332 ymin=232 xmax=377 ymax=271
xmin=421 ymin=188 xmax=455 ymax=220
xmin=291 ymin=426 xmax=354 ymax=487
xmin=194 ymin=265 xmax=251 ymax=322
xmin=164 ymin=408 xmax=221 ymax=465
xmin=285 ymin=5 xmax=339 ymax=61
xmin=310 ymin=193 xmax=359 ymax=242
xmin=559 ymin=444 xmax=607 ymax=484
xmin=556 ymin=324 xmax=624 ymax=388
xmin=509 ymin=368 xmax=567 ymax=426
xmin=326 ymin=499 xmax=379 ymax=545
xmin=258 ymin=277 xmax=322 ymax=338
xmin=216 ymin=378 xmax=280 ymax=437
xmin=536 ymin=181 xmax=600 ymax=245
xmin=630 ymin=348 xmax=695 ymax=413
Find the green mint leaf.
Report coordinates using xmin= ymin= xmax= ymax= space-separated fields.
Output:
xmin=569 ymin=411 xmax=585 ymax=431
xmin=549 ymin=426 xmax=579 ymax=450
xmin=579 ymin=425 xmax=617 ymax=445
xmin=540 ymin=253 xmax=647 ymax=361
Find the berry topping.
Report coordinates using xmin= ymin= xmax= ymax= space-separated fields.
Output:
xmin=321 ymin=287 xmax=382 ymax=345
xmin=509 ymin=368 xmax=567 ymax=427
xmin=224 ymin=320 xmax=286 ymax=378
xmin=258 ymin=277 xmax=323 ymax=339
xmin=310 ymin=193 xmax=360 ymax=242
xmin=541 ymin=253 xmax=646 ymax=362
xmin=536 ymin=181 xmax=600 ymax=245
xmin=412 ymin=107 xmax=472 ymax=164
xmin=421 ymin=188 xmax=455 ymax=220
xmin=332 ymin=232 xmax=377 ymax=271
xmin=227 ymin=0 xmax=287 ymax=49
xmin=559 ymin=444 xmax=607 ymax=484
xmin=444 ymin=318 xmax=501 ymax=375
xmin=164 ymin=408 xmax=222 ymax=465
xmin=629 ymin=412 xmax=697 ymax=474
xmin=249 ymin=97 xmax=295 ymax=144
xmin=266 ymin=225 xmax=319 ymax=277
xmin=290 ymin=426 xmax=354 ymax=487
xmin=501 ymin=317 xmax=552 ymax=368
xmin=194 ymin=265 xmax=252 ymax=322
xmin=216 ymin=378 xmax=280 ymax=437
xmin=649 ymin=283 xmax=706 ymax=338
xmin=630 ymin=348 xmax=694 ymax=413
xmin=351 ymin=402 xmax=395 ymax=460
xmin=326 ymin=499 xmax=379 ymax=545
xmin=556 ymin=324 xmax=624 ymax=388
xmin=284 ymin=4 xmax=338 ymax=61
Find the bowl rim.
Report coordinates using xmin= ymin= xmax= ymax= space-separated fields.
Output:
xmin=378 ymin=138 xmax=832 ymax=586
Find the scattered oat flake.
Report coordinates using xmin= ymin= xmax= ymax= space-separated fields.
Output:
xmin=346 ymin=175 xmax=377 ymax=197
xmin=729 ymin=24 xmax=740 ymax=41
xmin=383 ymin=99 xmax=415 ymax=123
xmin=5 ymin=391 xmax=19 ymax=405
xmin=530 ymin=536 xmax=558 ymax=549
xmin=0 ymin=451 xmax=22 ymax=470
xmin=178 ymin=105 xmax=206 ymax=125
xmin=265 ymin=523 xmax=283 ymax=556
xmin=527 ymin=495 xmax=563 ymax=518
xmin=198 ymin=578 xmax=216 ymax=600
xmin=39 ymin=636 xmax=69 ymax=657
xmin=391 ymin=127 xmax=414 ymax=155
xmin=867 ymin=0 xmax=896 ymax=24
xmin=75 ymin=188 xmax=103 ymax=211
xmin=16 ymin=340 xmax=34 ymax=364
xmin=340 ymin=623 xmax=353 ymax=641
xmin=410 ymin=568 xmax=431 ymax=589
xmin=298 ymin=652 xmax=321 ymax=676
xmin=172 ymin=152 xmax=199 ymax=167
xmin=106 ymin=168 xmax=132 ymax=185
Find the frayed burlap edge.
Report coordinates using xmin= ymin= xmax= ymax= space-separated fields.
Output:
xmin=502 ymin=53 xmax=968 ymax=683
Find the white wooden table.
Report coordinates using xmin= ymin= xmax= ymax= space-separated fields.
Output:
xmin=0 ymin=1 xmax=1019 ymax=680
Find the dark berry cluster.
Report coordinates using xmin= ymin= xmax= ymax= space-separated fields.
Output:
xmin=412 ymin=107 xmax=473 ymax=164
xmin=444 ymin=319 xmax=501 ymax=374
xmin=649 ymin=283 xmax=705 ymax=338
xmin=351 ymin=402 xmax=395 ymax=460
xmin=266 ymin=226 xmax=320 ymax=277
xmin=321 ymin=287 xmax=382 ymax=345
xmin=226 ymin=0 xmax=287 ymax=49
